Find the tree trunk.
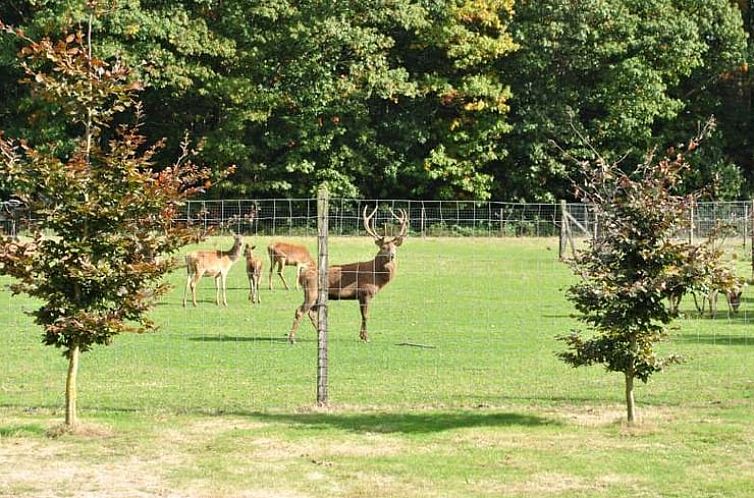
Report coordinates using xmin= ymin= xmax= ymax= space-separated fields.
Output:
xmin=65 ymin=342 xmax=80 ymax=427
xmin=625 ymin=371 xmax=636 ymax=424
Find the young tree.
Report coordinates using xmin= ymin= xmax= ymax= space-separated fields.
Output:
xmin=0 ymin=8 xmax=218 ymax=428
xmin=559 ymin=124 xmax=726 ymax=423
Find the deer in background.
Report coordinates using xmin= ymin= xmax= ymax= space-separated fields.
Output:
xmin=183 ymin=233 xmax=243 ymax=307
xmin=267 ymin=241 xmax=315 ymax=290
xmin=289 ymin=206 xmax=409 ymax=343
xmin=244 ymin=243 xmax=263 ymax=304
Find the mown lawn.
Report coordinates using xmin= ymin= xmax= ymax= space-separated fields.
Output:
xmin=1 ymin=236 xmax=753 ymax=497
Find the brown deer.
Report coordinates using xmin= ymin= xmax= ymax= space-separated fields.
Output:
xmin=244 ymin=243 xmax=263 ymax=304
xmin=267 ymin=241 xmax=315 ymax=290
xmin=182 ymin=233 xmax=243 ymax=307
xmin=288 ymin=206 xmax=408 ymax=343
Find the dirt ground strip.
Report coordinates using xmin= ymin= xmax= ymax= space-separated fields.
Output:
xmin=0 ymin=404 xmax=749 ymax=497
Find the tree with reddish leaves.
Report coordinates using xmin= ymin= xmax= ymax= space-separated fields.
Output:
xmin=559 ymin=122 xmax=731 ymax=423
xmin=0 ymin=5 xmax=222 ymax=428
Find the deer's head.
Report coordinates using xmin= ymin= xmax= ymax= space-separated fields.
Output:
xmin=363 ymin=206 xmax=408 ymax=262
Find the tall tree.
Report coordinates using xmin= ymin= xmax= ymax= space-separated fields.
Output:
xmin=199 ymin=0 xmax=518 ymax=199
xmin=0 ymin=8 xmax=217 ymax=427
xmin=498 ymin=0 xmax=747 ymax=201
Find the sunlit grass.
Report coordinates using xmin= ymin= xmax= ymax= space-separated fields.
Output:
xmin=1 ymin=236 xmax=753 ymax=497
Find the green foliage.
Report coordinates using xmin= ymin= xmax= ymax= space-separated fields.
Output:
xmin=0 ymin=0 xmax=751 ymax=200
xmin=499 ymin=0 xmax=748 ymax=201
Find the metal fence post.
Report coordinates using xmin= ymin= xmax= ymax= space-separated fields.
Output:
xmin=316 ymin=186 xmax=329 ymax=406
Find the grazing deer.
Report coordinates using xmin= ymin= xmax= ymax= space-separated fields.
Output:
xmin=244 ymin=243 xmax=263 ymax=304
xmin=182 ymin=233 xmax=243 ymax=307
xmin=288 ymin=206 xmax=408 ymax=343
xmin=697 ymin=283 xmax=746 ymax=318
xmin=267 ymin=241 xmax=315 ymax=290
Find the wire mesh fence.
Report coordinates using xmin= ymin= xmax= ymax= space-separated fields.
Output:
xmin=174 ymin=199 xmax=754 ymax=245
xmin=2 ymin=198 xmax=754 ymax=415
xmin=180 ymin=199 xmax=564 ymax=238
xmin=3 ymin=198 xmax=752 ymax=243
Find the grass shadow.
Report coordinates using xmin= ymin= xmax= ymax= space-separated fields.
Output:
xmin=672 ymin=334 xmax=754 ymax=346
xmin=188 ymin=335 xmax=297 ymax=343
xmin=245 ymin=409 xmax=558 ymax=434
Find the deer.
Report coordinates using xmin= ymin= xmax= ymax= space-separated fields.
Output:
xmin=182 ymin=232 xmax=243 ymax=307
xmin=244 ymin=243 xmax=263 ymax=304
xmin=267 ymin=241 xmax=315 ymax=290
xmin=288 ymin=205 xmax=408 ymax=343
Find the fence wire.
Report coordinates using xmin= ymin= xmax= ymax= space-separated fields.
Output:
xmin=171 ymin=199 xmax=754 ymax=244
xmin=2 ymin=199 xmax=754 ymax=415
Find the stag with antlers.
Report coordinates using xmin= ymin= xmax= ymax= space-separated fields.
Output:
xmin=182 ymin=233 xmax=244 ymax=307
xmin=288 ymin=206 xmax=408 ymax=343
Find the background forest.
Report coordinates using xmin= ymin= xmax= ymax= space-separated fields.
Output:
xmin=0 ymin=0 xmax=752 ymax=201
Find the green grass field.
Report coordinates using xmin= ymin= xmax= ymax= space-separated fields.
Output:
xmin=2 ymin=236 xmax=753 ymax=497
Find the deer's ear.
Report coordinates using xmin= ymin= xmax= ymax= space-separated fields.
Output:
xmin=251 ymin=245 xmax=256 ymax=250
xmin=374 ymin=237 xmax=383 ymax=247
xmin=393 ymin=237 xmax=404 ymax=247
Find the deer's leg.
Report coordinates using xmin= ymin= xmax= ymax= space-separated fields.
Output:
xmin=190 ymin=272 xmax=202 ymax=307
xmin=254 ymin=274 xmax=261 ymax=303
xmin=183 ymin=272 xmax=191 ymax=307
xmin=213 ymin=274 xmax=221 ymax=306
xmin=289 ymin=302 xmax=312 ymax=343
xmin=358 ymin=295 xmax=371 ymax=342
xmin=668 ymin=291 xmax=681 ymax=315
xmin=249 ymin=274 xmax=256 ymax=303
xmin=222 ymin=272 xmax=229 ymax=307
xmin=268 ymin=259 xmax=277 ymax=290
xmin=295 ymin=264 xmax=304 ymax=290
xmin=289 ymin=283 xmax=317 ymax=343
xmin=251 ymin=273 xmax=254 ymax=304
xmin=308 ymin=308 xmax=318 ymax=330
xmin=276 ymin=257 xmax=290 ymax=290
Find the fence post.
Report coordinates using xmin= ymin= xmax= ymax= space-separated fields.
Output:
xmin=421 ymin=204 xmax=426 ymax=238
xmin=744 ymin=202 xmax=748 ymax=248
xmin=316 ymin=185 xmax=330 ymax=406
xmin=751 ymin=199 xmax=754 ymax=280
xmin=689 ymin=203 xmax=695 ymax=246
xmin=559 ymin=200 xmax=567 ymax=260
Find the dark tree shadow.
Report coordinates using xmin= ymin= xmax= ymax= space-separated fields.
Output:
xmin=189 ymin=335 xmax=301 ymax=343
xmin=242 ymin=409 xmax=558 ymax=434
xmin=672 ymin=334 xmax=754 ymax=346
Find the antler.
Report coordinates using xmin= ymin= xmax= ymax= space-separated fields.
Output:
xmin=363 ymin=205 xmax=380 ymax=240
xmin=389 ymin=208 xmax=409 ymax=240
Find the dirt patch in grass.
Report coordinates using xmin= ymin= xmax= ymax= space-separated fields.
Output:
xmin=45 ymin=421 xmax=114 ymax=439
xmin=541 ymin=403 xmax=678 ymax=429
xmin=499 ymin=472 xmax=642 ymax=496
xmin=0 ymin=438 xmax=167 ymax=498
xmin=0 ymin=415 xmax=222 ymax=497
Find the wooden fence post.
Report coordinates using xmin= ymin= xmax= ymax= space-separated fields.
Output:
xmin=316 ymin=185 xmax=329 ymax=406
